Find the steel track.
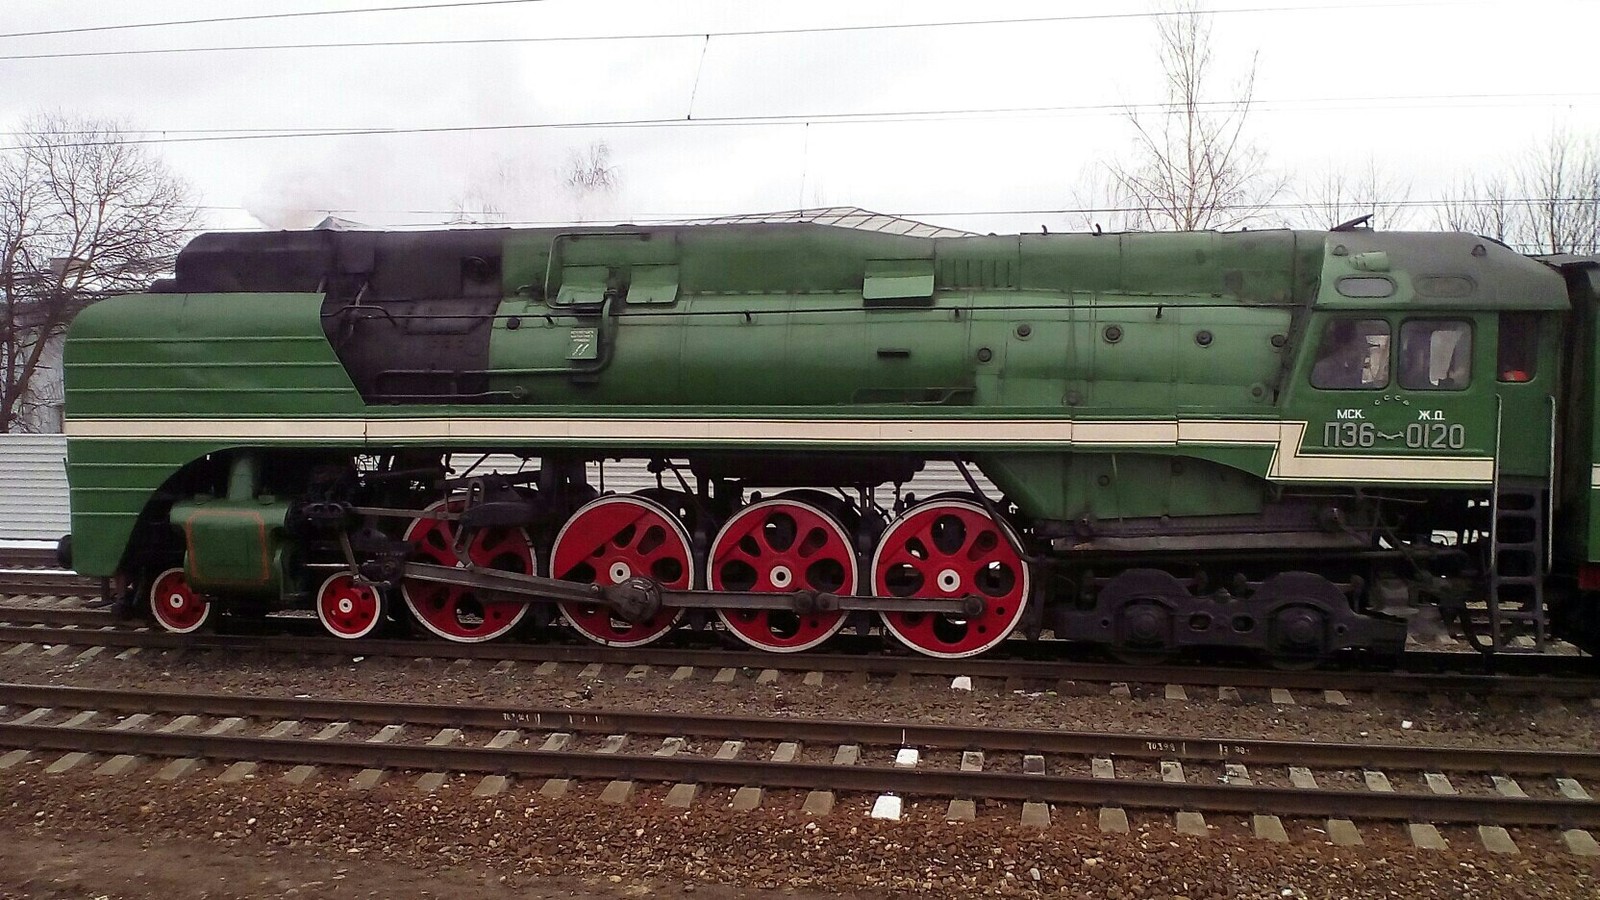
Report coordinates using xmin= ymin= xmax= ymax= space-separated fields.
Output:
xmin=4 ymin=682 xmax=1599 ymax=776
xmin=2 ymin=615 xmax=1597 ymax=697
xmin=0 ymin=571 xmax=97 ymax=597
xmin=0 ymin=548 xmax=60 ymax=569
xmin=1 ymin=682 xmax=1596 ymax=827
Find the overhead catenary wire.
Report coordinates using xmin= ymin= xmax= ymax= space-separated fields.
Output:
xmin=4 ymin=92 xmax=1596 ymax=151
xmin=0 ymin=0 xmax=1501 ymax=46
xmin=0 ymin=0 xmax=551 ymax=40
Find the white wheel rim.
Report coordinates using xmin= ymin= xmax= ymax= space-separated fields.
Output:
xmin=318 ymin=572 xmax=383 ymax=640
xmin=550 ymin=494 xmax=691 ymax=648
xmin=709 ymin=497 xmax=855 ymax=653
xmin=869 ymin=499 xmax=1030 ymax=659
xmin=399 ymin=498 xmax=532 ymax=643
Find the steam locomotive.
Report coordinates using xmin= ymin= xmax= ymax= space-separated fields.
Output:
xmin=57 ymin=212 xmax=1600 ymax=662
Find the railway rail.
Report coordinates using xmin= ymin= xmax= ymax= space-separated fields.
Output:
xmin=2 ymin=682 xmax=1598 ymax=846
xmin=3 ymin=548 xmax=1595 ymax=690
xmin=0 ymin=548 xmax=61 ymax=569
xmin=3 ymin=613 xmax=1599 ymax=698
xmin=0 ymin=567 xmax=96 ymax=598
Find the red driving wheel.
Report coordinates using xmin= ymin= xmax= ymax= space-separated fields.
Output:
xmin=710 ymin=498 xmax=854 ymax=652
xmin=550 ymin=494 xmax=692 ymax=647
xmin=871 ymin=499 xmax=1029 ymax=658
xmin=400 ymin=498 xmax=534 ymax=642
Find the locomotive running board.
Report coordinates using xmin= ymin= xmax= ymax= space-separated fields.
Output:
xmin=402 ymin=562 xmax=982 ymax=617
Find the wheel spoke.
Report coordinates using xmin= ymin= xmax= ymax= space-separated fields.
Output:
xmin=872 ymin=500 xmax=1029 ymax=659
xmin=474 ymin=528 xmax=518 ymax=559
xmin=712 ymin=498 xmax=853 ymax=653
xmin=400 ymin=498 xmax=532 ymax=643
xmin=552 ymin=494 xmax=691 ymax=648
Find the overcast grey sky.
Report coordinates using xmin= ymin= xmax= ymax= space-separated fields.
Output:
xmin=3 ymin=0 xmax=1596 ymax=234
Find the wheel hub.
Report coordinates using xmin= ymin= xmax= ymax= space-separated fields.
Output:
xmin=872 ymin=499 xmax=1030 ymax=659
xmin=551 ymin=494 xmax=691 ymax=648
xmin=711 ymin=498 xmax=854 ymax=653
xmin=400 ymin=498 xmax=533 ymax=643
xmin=1123 ymin=603 xmax=1169 ymax=646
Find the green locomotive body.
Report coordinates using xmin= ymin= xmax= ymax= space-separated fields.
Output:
xmin=59 ymin=218 xmax=1600 ymax=660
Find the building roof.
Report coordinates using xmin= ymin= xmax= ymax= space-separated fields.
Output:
xmin=677 ymin=206 xmax=974 ymax=239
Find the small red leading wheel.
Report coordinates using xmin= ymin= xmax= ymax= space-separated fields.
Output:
xmin=550 ymin=494 xmax=692 ymax=647
xmin=148 ymin=566 xmax=212 ymax=634
xmin=710 ymin=498 xmax=855 ymax=653
xmin=871 ymin=499 xmax=1030 ymax=658
xmin=400 ymin=497 xmax=534 ymax=643
xmin=316 ymin=572 xmax=384 ymax=640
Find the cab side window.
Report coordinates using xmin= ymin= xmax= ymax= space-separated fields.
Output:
xmin=1399 ymin=320 xmax=1472 ymax=390
xmin=1312 ymin=318 xmax=1390 ymax=390
xmin=1497 ymin=312 xmax=1538 ymax=382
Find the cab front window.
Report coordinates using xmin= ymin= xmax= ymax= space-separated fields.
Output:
xmin=1399 ymin=320 xmax=1472 ymax=390
xmin=1311 ymin=318 xmax=1390 ymax=390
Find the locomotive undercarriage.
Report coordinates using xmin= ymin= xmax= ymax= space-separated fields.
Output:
xmin=129 ymin=449 xmax=1477 ymax=664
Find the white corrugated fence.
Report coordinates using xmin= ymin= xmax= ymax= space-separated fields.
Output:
xmin=0 ymin=433 xmax=70 ymax=543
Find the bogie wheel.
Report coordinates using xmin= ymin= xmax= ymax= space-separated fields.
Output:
xmin=710 ymin=497 xmax=856 ymax=652
xmin=148 ymin=566 xmax=212 ymax=634
xmin=400 ymin=498 xmax=534 ymax=642
xmin=872 ymin=499 xmax=1030 ymax=658
xmin=550 ymin=494 xmax=693 ymax=647
xmin=316 ymin=572 xmax=385 ymax=640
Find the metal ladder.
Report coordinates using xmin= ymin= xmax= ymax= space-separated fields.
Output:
xmin=1486 ymin=476 xmax=1549 ymax=652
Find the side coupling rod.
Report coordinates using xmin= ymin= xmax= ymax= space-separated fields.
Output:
xmin=402 ymin=562 xmax=986 ymax=625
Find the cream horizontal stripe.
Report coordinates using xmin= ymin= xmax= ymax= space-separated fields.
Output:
xmin=1591 ymin=464 xmax=1600 ymax=489
xmin=1073 ymin=421 xmax=1177 ymax=444
xmin=1270 ymin=452 xmax=1494 ymax=484
xmin=65 ymin=418 xmax=368 ymax=440
xmin=1176 ymin=420 xmax=1282 ymax=444
xmin=63 ymin=415 xmax=1494 ymax=484
xmin=66 ymin=416 xmax=1229 ymax=445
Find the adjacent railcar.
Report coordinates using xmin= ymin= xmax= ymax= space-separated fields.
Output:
xmin=57 ymin=217 xmax=1600 ymax=661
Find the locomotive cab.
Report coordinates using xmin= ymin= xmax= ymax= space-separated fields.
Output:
xmin=1282 ymin=232 xmax=1567 ymax=649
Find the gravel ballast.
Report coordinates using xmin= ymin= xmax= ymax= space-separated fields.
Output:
xmin=3 ymin=633 xmax=1600 ymax=897
xmin=3 ymin=767 xmax=1598 ymax=899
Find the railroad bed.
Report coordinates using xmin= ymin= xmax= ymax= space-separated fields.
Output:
xmin=4 ymin=543 xmax=1592 ymax=678
xmin=3 ymin=598 xmax=1598 ymax=701
xmin=2 ymin=681 xmax=1598 ymax=856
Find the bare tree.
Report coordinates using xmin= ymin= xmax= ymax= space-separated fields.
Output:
xmin=448 ymin=160 xmax=514 ymax=226
xmin=562 ymin=141 xmax=620 ymax=224
xmin=1 ymin=112 xmax=195 ymax=432
xmin=1518 ymin=127 xmax=1599 ymax=254
xmin=564 ymin=141 xmax=618 ymax=195
xmin=1436 ymin=172 xmax=1522 ymax=246
xmin=446 ymin=142 xmax=622 ymax=226
xmin=1103 ymin=0 xmax=1282 ymax=231
xmin=1294 ymin=158 xmax=1414 ymax=230
xmin=1435 ymin=127 xmax=1599 ymax=254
